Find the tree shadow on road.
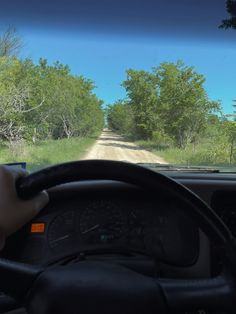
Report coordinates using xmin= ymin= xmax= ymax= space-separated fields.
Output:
xmin=100 ymin=143 xmax=140 ymax=150
xmin=100 ymin=137 xmax=129 ymax=142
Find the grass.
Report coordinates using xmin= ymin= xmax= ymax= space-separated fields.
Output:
xmin=0 ymin=135 xmax=98 ymax=172
xmin=135 ymin=139 xmax=234 ymax=167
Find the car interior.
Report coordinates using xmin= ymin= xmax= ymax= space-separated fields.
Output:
xmin=0 ymin=160 xmax=235 ymax=314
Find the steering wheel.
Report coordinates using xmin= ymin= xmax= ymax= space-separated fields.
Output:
xmin=0 ymin=160 xmax=236 ymax=314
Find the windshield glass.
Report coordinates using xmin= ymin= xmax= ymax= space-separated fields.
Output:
xmin=0 ymin=0 xmax=236 ymax=172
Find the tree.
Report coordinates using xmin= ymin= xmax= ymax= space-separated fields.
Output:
xmin=108 ymin=61 xmax=221 ymax=149
xmin=0 ymin=56 xmax=104 ymax=143
xmin=155 ymin=61 xmax=220 ymax=148
xmin=26 ymin=59 xmax=104 ymax=140
xmin=0 ymin=58 xmax=45 ymax=142
xmin=0 ymin=26 xmax=23 ymax=57
xmin=220 ymin=1 xmax=236 ymax=29
xmin=107 ymin=101 xmax=133 ymax=135
xmin=122 ymin=69 xmax=160 ymax=139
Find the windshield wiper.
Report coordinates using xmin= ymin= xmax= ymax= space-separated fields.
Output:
xmin=138 ymin=163 xmax=220 ymax=173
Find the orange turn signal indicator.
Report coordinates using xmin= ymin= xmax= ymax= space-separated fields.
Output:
xmin=31 ymin=223 xmax=45 ymax=233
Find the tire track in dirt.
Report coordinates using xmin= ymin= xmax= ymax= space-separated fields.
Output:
xmin=83 ymin=130 xmax=168 ymax=164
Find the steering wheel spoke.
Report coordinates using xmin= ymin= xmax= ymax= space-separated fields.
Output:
xmin=0 ymin=258 xmax=42 ymax=300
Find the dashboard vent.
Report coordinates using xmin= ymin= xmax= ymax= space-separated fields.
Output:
xmin=211 ymin=190 xmax=236 ymax=236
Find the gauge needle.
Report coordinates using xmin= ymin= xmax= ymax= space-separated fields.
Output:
xmin=50 ymin=234 xmax=70 ymax=244
xmin=81 ymin=224 xmax=100 ymax=234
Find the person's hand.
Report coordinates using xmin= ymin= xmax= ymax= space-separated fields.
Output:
xmin=0 ymin=166 xmax=49 ymax=248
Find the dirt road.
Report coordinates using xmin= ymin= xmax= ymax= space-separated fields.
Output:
xmin=83 ymin=130 xmax=167 ymax=164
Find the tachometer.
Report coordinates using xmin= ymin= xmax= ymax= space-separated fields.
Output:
xmin=79 ymin=201 xmax=127 ymax=244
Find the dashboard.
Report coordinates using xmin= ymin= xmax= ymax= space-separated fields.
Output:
xmin=2 ymin=184 xmax=199 ymax=271
xmin=1 ymin=191 xmax=199 ymax=266
xmin=1 ymin=172 xmax=236 ymax=314
xmin=3 ymin=171 xmax=236 ymax=281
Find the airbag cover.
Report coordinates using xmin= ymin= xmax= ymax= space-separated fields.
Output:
xmin=27 ymin=261 xmax=165 ymax=314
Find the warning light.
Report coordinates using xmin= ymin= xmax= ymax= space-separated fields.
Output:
xmin=31 ymin=223 xmax=45 ymax=233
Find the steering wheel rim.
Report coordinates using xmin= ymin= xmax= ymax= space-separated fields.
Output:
xmin=0 ymin=160 xmax=235 ymax=314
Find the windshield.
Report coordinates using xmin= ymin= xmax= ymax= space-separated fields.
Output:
xmin=0 ymin=0 xmax=236 ymax=172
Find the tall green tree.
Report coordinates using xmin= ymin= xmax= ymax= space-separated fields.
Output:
xmin=122 ymin=69 xmax=160 ymax=139
xmin=155 ymin=61 xmax=220 ymax=148
xmin=108 ymin=60 xmax=220 ymax=149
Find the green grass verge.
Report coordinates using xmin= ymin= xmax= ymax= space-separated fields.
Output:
xmin=0 ymin=135 xmax=98 ymax=172
xmin=135 ymin=139 xmax=234 ymax=167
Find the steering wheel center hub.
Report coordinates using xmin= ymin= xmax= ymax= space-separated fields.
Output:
xmin=27 ymin=261 xmax=166 ymax=314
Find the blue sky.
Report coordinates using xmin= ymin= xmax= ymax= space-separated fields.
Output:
xmin=19 ymin=28 xmax=236 ymax=114
xmin=1 ymin=0 xmax=236 ymax=114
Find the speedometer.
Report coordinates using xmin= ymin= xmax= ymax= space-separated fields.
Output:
xmin=79 ymin=201 xmax=127 ymax=244
xmin=48 ymin=210 xmax=75 ymax=252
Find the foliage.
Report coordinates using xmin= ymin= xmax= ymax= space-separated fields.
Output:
xmin=0 ymin=25 xmax=23 ymax=57
xmin=108 ymin=61 xmax=221 ymax=148
xmin=0 ymin=26 xmax=104 ymax=167
xmin=107 ymin=101 xmax=134 ymax=136
xmin=122 ymin=70 xmax=160 ymax=139
xmin=134 ymin=114 xmax=236 ymax=166
xmin=0 ymin=57 xmax=104 ymax=143
xmin=220 ymin=1 xmax=236 ymax=29
xmin=154 ymin=61 xmax=220 ymax=148
xmin=223 ymin=120 xmax=236 ymax=163
xmin=107 ymin=60 xmax=236 ymax=166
